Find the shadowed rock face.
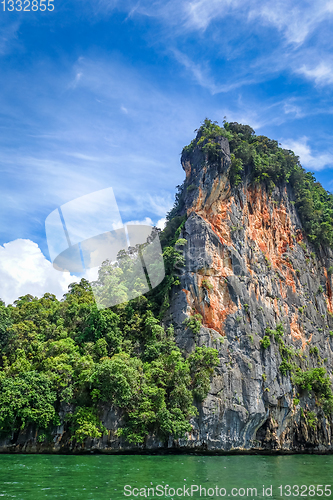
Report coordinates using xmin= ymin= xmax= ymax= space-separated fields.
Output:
xmin=166 ymin=134 xmax=333 ymax=452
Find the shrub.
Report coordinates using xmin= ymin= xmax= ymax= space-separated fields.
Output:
xmin=182 ymin=119 xmax=232 ymax=165
xmin=266 ymin=322 xmax=284 ymax=342
xmin=309 ymin=346 xmax=319 ymax=356
xmin=183 ymin=314 xmax=202 ymax=335
xmin=188 ymin=347 xmax=219 ymax=402
xmin=201 ymin=279 xmax=213 ymax=290
xmin=175 ymin=238 xmax=187 ymax=247
xmin=260 ymin=336 xmax=271 ymax=349
xmin=306 ymin=411 xmax=317 ymax=430
xmin=279 ymin=359 xmax=293 ymax=376
xmin=293 ymin=367 xmax=333 ymax=415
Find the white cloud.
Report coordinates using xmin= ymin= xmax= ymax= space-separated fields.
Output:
xmin=0 ymin=239 xmax=79 ymax=305
xmin=221 ymin=106 xmax=264 ymax=130
xmin=147 ymin=194 xmax=174 ymax=217
xmin=283 ymin=100 xmax=305 ymax=118
xmin=183 ymin=0 xmax=333 ymax=44
xmin=281 ymin=136 xmax=333 ymax=171
xmin=124 ymin=216 xmax=167 ymax=229
xmin=296 ymin=62 xmax=333 ymax=86
xmin=249 ymin=1 xmax=332 ymax=44
xmin=98 ymin=0 xmax=333 ymax=46
xmin=183 ymin=0 xmax=235 ymax=31
xmin=0 ymin=54 xmax=197 ymax=244
xmin=156 ymin=217 xmax=167 ymax=229
xmin=125 ymin=217 xmax=154 ymax=226
xmin=84 ymin=0 xmax=333 ymax=96
xmin=68 ymin=71 xmax=83 ymax=89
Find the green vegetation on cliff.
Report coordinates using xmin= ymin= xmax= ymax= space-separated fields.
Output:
xmin=261 ymin=323 xmax=333 ymax=415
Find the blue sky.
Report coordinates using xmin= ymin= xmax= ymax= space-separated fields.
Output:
xmin=1 ymin=0 xmax=333 ymax=303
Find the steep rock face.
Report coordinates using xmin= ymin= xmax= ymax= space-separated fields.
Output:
xmin=166 ymin=135 xmax=333 ymax=452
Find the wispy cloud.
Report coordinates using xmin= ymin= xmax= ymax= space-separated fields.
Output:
xmin=283 ymin=100 xmax=305 ymax=119
xmin=182 ymin=0 xmax=236 ymax=31
xmin=75 ymin=0 xmax=333 ymax=96
xmin=0 ymin=20 xmax=21 ymax=55
xmin=281 ymin=136 xmax=333 ymax=171
xmin=296 ymin=62 xmax=333 ymax=86
xmin=183 ymin=0 xmax=333 ymax=45
xmin=68 ymin=71 xmax=83 ymax=89
xmin=249 ymin=0 xmax=333 ymax=44
xmin=90 ymin=0 xmax=333 ymax=46
xmin=172 ymin=49 xmax=256 ymax=95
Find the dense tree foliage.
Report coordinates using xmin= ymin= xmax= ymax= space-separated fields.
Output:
xmin=0 ymin=218 xmax=218 ymax=445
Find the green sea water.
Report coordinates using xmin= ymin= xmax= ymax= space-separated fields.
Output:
xmin=0 ymin=454 xmax=332 ymax=500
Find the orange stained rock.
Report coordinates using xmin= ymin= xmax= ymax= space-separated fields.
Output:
xmin=296 ymin=230 xmax=304 ymax=242
xmin=204 ymin=176 xmax=230 ymax=211
xmin=188 ymin=174 xmax=233 ymax=246
xmin=324 ymin=268 xmax=333 ymax=313
xmin=273 ymin=298 xmax=279 ymax=312
xmin=211 ymin=249 xmax=233 ymax=277
xmin=279 ymin=279 xmax=287 ymax=299
xmin=290 ymin=312 xmax=307 ymax=350
xmin=188 ymin=186 xmax=204 ymax=216
xmin=244 ymin=185 xmax=297 ymax=291
xmin=285 ymin=269 xmax=296 ymax=293
xmin=206 ymin=212 xmax=231 ymax=246
xmin=201 ymin=203 xmax=233 ymax=247
xmin=182 ymin=288 xmax=192 ymax=308
xmin=184 ymin=175 xmax=301 ymax=335
xmin=183 ymin=272 xmax=238 ymax=335
xmin=200 ymin=278 xmax=238 ymax=335
xmin=182 ymin=160 xmax=191 ymax=180
xmin=248 ymin=281 xmax=259 ymax=301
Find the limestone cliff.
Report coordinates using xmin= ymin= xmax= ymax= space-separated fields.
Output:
xmin=166 ymin=130 xmax=333 ymax=452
